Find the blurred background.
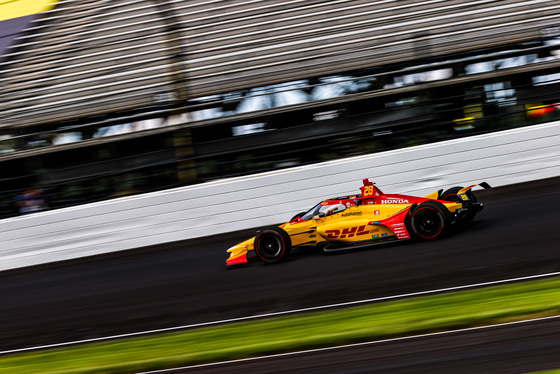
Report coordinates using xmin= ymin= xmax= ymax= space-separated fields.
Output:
xmin=1 ymin=0 xmax=559 ymax=218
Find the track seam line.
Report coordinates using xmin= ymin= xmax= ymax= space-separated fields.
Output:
xmin=1 ymin=271 xmax=558 ymax=355
xmin=138 ymin=315 xmax=560 ymax=373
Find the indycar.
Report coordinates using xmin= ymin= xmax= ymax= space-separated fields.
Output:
xmin=226 ymin=179 xmax=490 ymax=266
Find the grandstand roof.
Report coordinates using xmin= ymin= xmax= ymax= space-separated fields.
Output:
xmin=1 ymin=0 xmax=559 ymax=129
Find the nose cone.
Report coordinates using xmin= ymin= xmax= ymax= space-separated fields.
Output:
xmin=226 ymin=238 xmax=254 ymax=266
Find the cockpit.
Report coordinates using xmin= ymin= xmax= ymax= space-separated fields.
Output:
xmin=300 ymin=202 xmax=347 ymax=220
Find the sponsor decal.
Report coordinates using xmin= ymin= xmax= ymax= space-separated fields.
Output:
xmin=372 ymin=234 xmax=379 ymax=239
xmin=391 ymin=222 xmax=410 ymax=239
xmin=325 ymin=225 xmax=370 ymax=239
xmin=381 ymin=198 xmax=410 ymax=204
xmin=370 ymin=228 xmax=380 ymax=233
xmin=362 ymin=185 xmax=376 ymax=197
xmin=381 ymin=233 xmax=388 ymax=237
xmin=375 ymin=210 xmax=380 ymax=215
xmin=341 ymin=211 xmax=362 ymax=217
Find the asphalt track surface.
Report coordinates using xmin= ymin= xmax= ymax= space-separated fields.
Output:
xmin=0 ymin=177 xmax=559 ymax=371
xmin=156 ymin=317 xmax=560 ymax=374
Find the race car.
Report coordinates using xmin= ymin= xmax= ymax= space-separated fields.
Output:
xmin=226 ymin=179 xmax=490 ymax=266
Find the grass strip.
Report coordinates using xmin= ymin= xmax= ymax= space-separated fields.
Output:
xmin=1 ymin=277 xmax=559 ymax=374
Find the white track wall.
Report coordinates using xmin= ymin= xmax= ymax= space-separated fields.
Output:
xmin=1 ymin=121 xmax=559 ymax=271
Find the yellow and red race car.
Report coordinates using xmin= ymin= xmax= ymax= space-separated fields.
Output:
xmin=226 ymin=179 xmax=490 ymax=266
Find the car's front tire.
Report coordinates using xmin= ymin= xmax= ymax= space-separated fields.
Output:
xmin=411 ymin=201 xmax=451 ymax=240
xmin=254 ymin=227 xmax=292 ymax=263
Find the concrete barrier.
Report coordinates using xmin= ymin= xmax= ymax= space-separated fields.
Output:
xmin=1 ymin=121 xmax=559 ymax=271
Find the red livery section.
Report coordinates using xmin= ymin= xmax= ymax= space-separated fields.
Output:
xmin=226 ymin=253 xmax=248 ymax=266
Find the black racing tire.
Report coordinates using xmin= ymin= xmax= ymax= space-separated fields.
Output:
xmin=411 ymin=201 xmax=451 ymax=240
xmin=254 ymin=227 xmax=292 ymax=263
xmin=440 ymin=186 xmax=463 ymax=202
xmin=440 ymin=186 xmax=478 ymax=221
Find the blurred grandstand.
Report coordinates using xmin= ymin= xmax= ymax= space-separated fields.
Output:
xmin=1 ymin=0 xmax=559 ymax=218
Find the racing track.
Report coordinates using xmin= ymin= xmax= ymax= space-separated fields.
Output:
xmin=145 ymin=317 xmax=560 ymax=374
xmin=0 ymin=177 xmax=559 ymax=369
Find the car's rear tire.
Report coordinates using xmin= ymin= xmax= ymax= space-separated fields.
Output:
xmin=411 ymin=201 xmax=451 ymax=240
xmin=440 ymin=186 xmax=463 ymax=202
xmin=441 ymin=186 xmax=478 ymax=221
xmin=254 ymin=227 xmax=292 ymax=263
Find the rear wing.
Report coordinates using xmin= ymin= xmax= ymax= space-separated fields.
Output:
xmin=457 ymin=182 xmax=491 ymax=201
xmin=424 ymin=182 xmax=491 ymax=200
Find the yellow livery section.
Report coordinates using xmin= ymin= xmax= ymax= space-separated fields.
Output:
xmin=0 ymin=0 xmax=58 ymax=22
xmin=0 ymin=0 xmax=59 ymax=57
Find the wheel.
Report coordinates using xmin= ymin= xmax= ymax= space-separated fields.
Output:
xmin=254 ymin=227 xmax=292 ymax=263
xmin=411 ymin=201 xmax=451 ymax=240
xmin=440 ymin=186 xmax=478 ymax=221
xmin=440 ymin=186 xmax=463 ymax=202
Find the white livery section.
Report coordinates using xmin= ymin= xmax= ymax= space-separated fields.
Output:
xmin=1 ymin=121 xmax=559 ymax=272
